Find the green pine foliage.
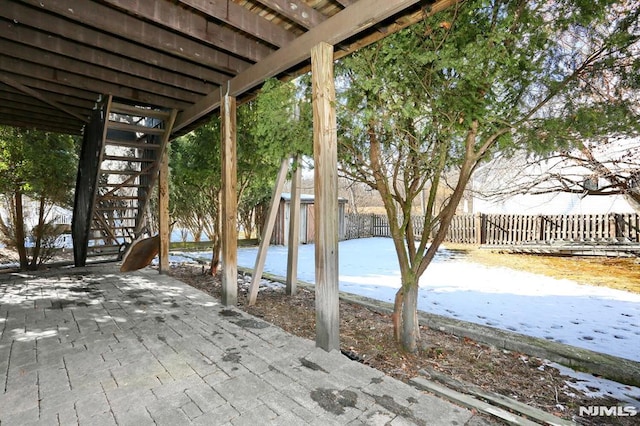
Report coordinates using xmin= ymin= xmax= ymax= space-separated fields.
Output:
xmin=336 ymin=0 xmax=639 ymax=351
xmin=0 ymin=126 xmax=78 ymax=268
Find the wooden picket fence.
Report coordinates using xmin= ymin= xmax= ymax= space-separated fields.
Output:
xmin=449 ymin=213 xmax=640 ymax=245
xmin=344 ymin=212 xmax=640 ymax=246
xmin=343 ymin=213 xmax=389 ymax=239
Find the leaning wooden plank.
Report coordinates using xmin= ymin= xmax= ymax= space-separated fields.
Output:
xmin=247 ymin=157 xmax=289 ymax=305
xmin=120 ymin=235 xmax=159 ymax=272
xmin=418 ymin=367 xmax=575 ymax=426
xmin=409 ymin=377 xmax=540 ymax=426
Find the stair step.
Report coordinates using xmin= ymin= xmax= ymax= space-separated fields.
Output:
xmin=97 ymin=195 xmax=143 ymax=201
xmin=104 ymin=139 xmax=161 ymax=149
xmin=100 ymin=169 xmax=151 ymax=175
xmin=102 ymin=183 xmax=147 ymax=188
xmin=94 ymin=207 xmax=139 ymax=211
xmin=91 ymin=226 xmax=135 ymax=231
xmin=109 ymin=102 xmax=171 ymax=120
xmin=86 ymin=247 xmax=123 ymax=257
xmin=107 ymin=121 xmax=166 ymax=136
xmin=103 ymin=155 xmax=155 ymax=163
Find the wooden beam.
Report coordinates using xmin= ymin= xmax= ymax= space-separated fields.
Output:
xmin=334 ymin=0 xmax=356 ymax=6
xmin=18 ymin=0 xmax=251 ymax=75
xmin=253 ymin=0 xmax=327 ymax=29
xmin=0 ymin=21 xmax=214 ymax=95
xmin=1 ymin=55 xmax=192 ymax=110
xmin=173 ymin=0 xmax=424 ymax=133
xmin=101 ymin=0 xmax=274 ymax=63
xmin=220 ymin=93 xmax=238 ymax=306
xmin=0 ymin=117 xmax=82 ymax=135
xmin=180 ymin=0 xmax=296 ymax=48
xmin=0 ymin=73 xmax=88 ymax=123
xmin=0 ymin=98 xmax=83 ymax=121
xmin=0 ymin=79 xmax=100 ymax=104
xmin=333 ymin=1 xmax=461 ymax=63
xmin=410 ymin=378 xmax=542 ymax=426
xmin=0 ymin=2 xmax=229 ymax=85
xmin=286 ymin=156 xmax=302 ymax=295
xmin=158 ymin=148 xmax=170 ymax=273
xmin=247 ymin=158 xmax=289 ymax=305
xmin=312 ymin=42 xmax=339 ymax=352
xmin=0 ymin=109 xmax=84 ymax=132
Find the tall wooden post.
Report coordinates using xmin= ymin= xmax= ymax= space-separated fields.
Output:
xmin=221 ymin=93 xmax=238 ymax=306
xmin=312 ymin=42 xmax=339 ymax=352
xmin=158 ymin=148 xmax=170 ymax=273
xmin=286 ymin=155 xmax=302 ymax=295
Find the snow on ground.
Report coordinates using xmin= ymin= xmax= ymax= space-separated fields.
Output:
xmin=173 ymin=237 xmax=640 ymax=363
xmin=548 ymin=362 xmax=640 ymax=409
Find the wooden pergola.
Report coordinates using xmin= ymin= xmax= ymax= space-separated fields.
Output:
xmin=0 ymin=0 xmax=456 ymax=350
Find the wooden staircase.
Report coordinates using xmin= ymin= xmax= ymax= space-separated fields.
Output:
xmin=72 ymin=96 xmax=176 ymax=265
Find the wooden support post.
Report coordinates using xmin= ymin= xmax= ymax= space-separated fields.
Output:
xmin=247 ymin=158 xmax=289 ymax=305
xmin=158 ymin=148 xmax=170 ymax=273
xmin=312 ymin=42 xmax=339 ymax=352
xmin=286 ymin=156 xmax=302 ymax=295
xmin=221 ymin=93 xmax=238 ymax=306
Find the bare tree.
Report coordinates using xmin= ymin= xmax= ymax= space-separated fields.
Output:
xmin=474 ymin=138 xmax=640 ymax=212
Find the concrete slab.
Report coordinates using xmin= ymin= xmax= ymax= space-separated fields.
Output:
xmin=0 ymin=264 xmax=495 ymax=425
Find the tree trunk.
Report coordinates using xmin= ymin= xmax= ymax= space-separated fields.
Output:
xmin=393 ymin=270 xmax=421 ymax=353
xmin=400 ymin=282 xmax=420 ymax=352
xmin=392 ymin=288 xmax=403 ymax=341
xmin=29 ymin=196 xmax=46 ymax=270
xmin=13 ymin=190 xmax=28 ymax=269
xmin=209 ymin=234 xmax=221 ymax=275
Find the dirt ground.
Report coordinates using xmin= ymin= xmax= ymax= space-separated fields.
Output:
xmin=167 ymin=246 xmax=640 ymax=426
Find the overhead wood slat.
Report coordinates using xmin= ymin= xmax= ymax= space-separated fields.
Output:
xmin=101 ymin=0 xmax=275 ymax=63
xmin=0 ymin=3 xmax=230 ymax=85
xmin=0 ymin=19 xmax=215 ymax=95
xmin=0 ymin=80 xmax=99 ymax=107
xmin=0 ymin=40 xmax=204 ymax=103
xmin=1 ymin=0 xmax=455 ymax=137
xmin=1 ymin=55 xmax=193 ymax=110
xmin=0 ymin=99 xmax=83 ymax=121
xmin=179 ymin=0 xmax=296 ymax=48
xmin=18 ymin=0 xmax=251 ymax=75
xmin=0 ymin=117 xmax=83 ymax=135
xmin=0 ymin=72 xmax=88 ymax=123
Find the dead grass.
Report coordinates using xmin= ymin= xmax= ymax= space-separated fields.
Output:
xmin=443 ymin=243 xmax=640 ymax=294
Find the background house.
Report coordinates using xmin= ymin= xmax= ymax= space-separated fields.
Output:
xmin=471 ymin=143 xmax=638 ymax=215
